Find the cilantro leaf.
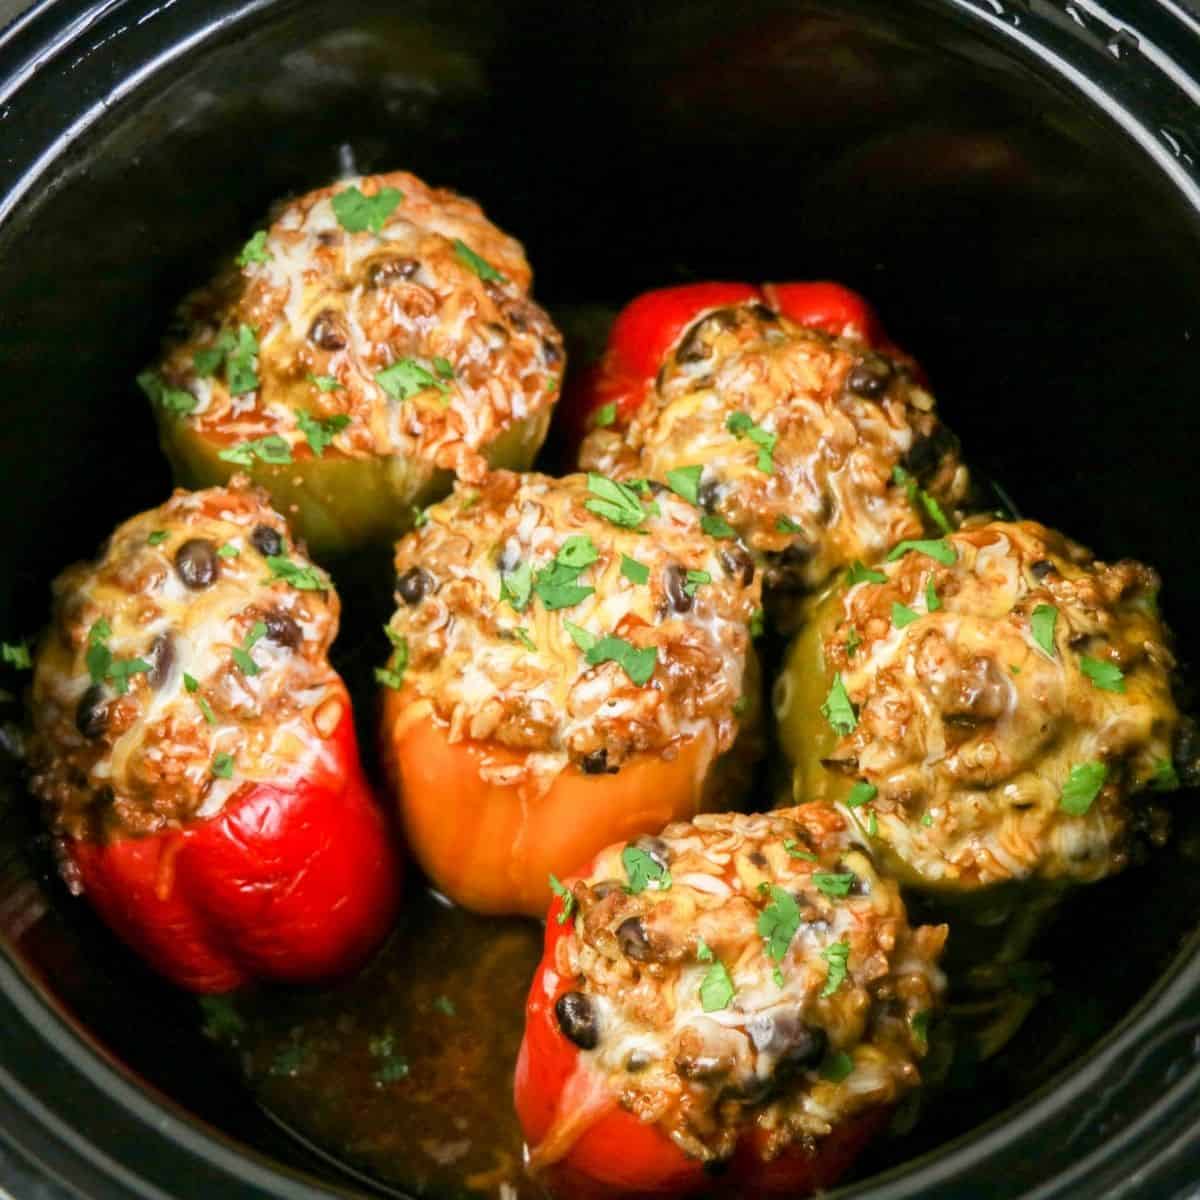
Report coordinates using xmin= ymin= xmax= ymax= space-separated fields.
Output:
xmin=821 ymin=673 xmax=857 ymax=735
xmin=225 ymin=324 xmax=260 ymax=395
xmin=592 ymin=402 xmax=617 ymax=428
xmin=453 ymin=238 xmax=505 ymax=283
xmin=376 ymin=358 xmax=449 ymax=402
xmin=846 ymin=628 xmax=862 ymax=657
xmin=892 ymin=465 xmax=952 ymax=535
xmin=500 ymin=561 xmax=533 ymax=612
xmin=557 ymin=535 xmax=599 ymax=570
xmin=85 ymin=620 xmax=112 ymax=685
xmin=921 ymin=811 xmax=935 ymax=828
xmin=620 ymin=555 xmax=649 ymax=585
xmin=217 ymin=542 xmax=239 ymax=559
xmin=432 ymin=356 xmax=454 ymax=380
xmin=821 ymin=1051 xmax=854 ymax=1082
xmin=892 ymin=602 xmax=919 ymax=629
xmin=331 ymin=185 xmax=403 ymax=234
xmin=622 ymin=845 xmax=671 ymax=893
xmin=1 ymin=641 xmax=30 ymax=670
xmin=666 ymin=465 xmax=703 ymax=505
xmin=776 ymin=515 xmax=803 ymax=534
xmin=308 ymin=373 xmax=343 ymax=392
xmin=749 ymin=608 xmax=764 ymax=639
xmin=926 ymin=579 xmax=941 ymax=612
xmin=683 ymin=569 xmax=711 ymax=597
xmin=236 ymin=230 xmax=272 ymax=267
xmin=563 ymin=621 xmax=597 ymax=653
xmin=1080 ymin=654 xmax=1126 ymax=693
xmin=846 ymin=561 xmax=887 ymax=586
xmin=548 ymin=873 xmax=576 ymax=924
xmin=699 ymin=961 xmax=736 ymax=1012
xmin=700 ymin=514 xmax=736 ymax=539
xmin=1060 ymin=761 xmax=1107 ymax=816
xmin=912 ymin=1010 xmax=931 ymax=1047
xmin=432 ymin=996 xmax=456 ymax=1017
xmin=726 ymin=410 xmax=777 ymax=473
xmin=105 ymin=657 xmax=150 ymax=695
xmin=584 ymin=474 xmax=645 ymax=529
xmin=1151 ymin=757 xmax=1180 ymax=792
xmin=784 ymin=838 xmax=817 ymax=862
xmin=820 ymin=941 xmax=850 ymax=997
xmin=886 ymin=538 xmax=956 ymax=566
xmin=696 ymin=937 xmax=714 ymax=962
xmin=147 ymin=531 xmax=169 ymax=546
xmin=585 ymin=636 xmax=657 ymax=686
xmin=218 ymin=435 xmax=292 ymax=467
xmin=211 ymin=752 xmax=235 ymax=780
xmin=813 ymin=872 xmax=855 ymax=898
xmin=847 ymin=780 xmax=877 ymax=808
xmin=137 ymin=370 xmax=196 ymax=415
xmin=295 ymin=409 xmax=351 ymax=457
xmin=193 ymin=330 xmax=234 ymax=378
xmin=758 ymin=885 xmax=801 ymax=962
xmin=533 ymin=562 xmax=594 ymax=611
xmin=265 ymin=555 xmax=327 ymax=591
xmin=509 ymin=627 xmax=535 ymax=652
xmin=1031 ymin=603 xmax=1058 ymax=658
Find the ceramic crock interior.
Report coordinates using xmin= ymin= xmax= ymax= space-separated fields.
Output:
xmin=1 ymin=0 xmax=1199 ymax=1195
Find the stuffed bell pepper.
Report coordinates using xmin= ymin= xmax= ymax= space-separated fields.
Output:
xmin=378 ymin=469 xmax=762 ymax=917
xmin=28 ymin=479 xmax=400 ymax=993
xmin=140 ymin=170 xmax=563 ymax=558
xmin=515 ymin=805 xmax=946 ymax=1198
xmin=576 ymin=288 xmax=968 ymax=626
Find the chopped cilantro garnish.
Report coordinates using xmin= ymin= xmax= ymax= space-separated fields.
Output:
xmin=376 ymin=629 xmax=408 ymax=690
xmin=846 ymin=561 xmax=887 ymax=586
xmin=700 ymin=514 xmax=736 ymax=539
xmin=749 ymin=609 xmax=764 ymax=639
xmin=86 ymin=619 xmax=112 ymax=684
xmin=331 ymin=185 xmax=403 ymax=234
xmin=820 ymin=941 xmax=850 ymax=997
xmin=511 ymin=627 xmax=536 ymax=652
xmin=137 ymin=370 xmax=196 ymax=414
xmin=584 ymin=473 xmax=645 ymax=528
xmin=1060 ymin=761 xmax=1107 ymax=816
xmin=265 ymin=555 xmax=326 ymax=591
xmin=295 ymin=409 xmax=351 ymax=457
xmin=926 ymin=579 xmax=941 ymax=612
xmin=847 ymin=780 xmax=877 ymax=808
xmin=921 ymin=811 xmax=934 ymax=828
xmin=813 ymin=872 xmax=855 ymax=898
xmin=592 ymin=402 xmax=617 ymax=428
xmin=432 ymin=996 xmax=456 ymax=1017
xmin=193 ymin=330 xmax=233 ymax=377
xmin=732 ymin=695 xmax=749 ymax=717
xmin=845 ymin=628 xmax=861 ymax=657
xmin=533 ymin=547 xmax=595 ymax=610
xmin=665 ymin=465 xmax=703 ymax=505
xmin=821 ymin=673 xmax=857 ymax=735
xmin=225 ymin=324 xmax=260 ymax=395
xmin=548 ymin=873 xmax=576 ymax=924
xmin=683 ymin=569 xmax=711 ymax=597
xmin=198 ymin=995 xmax=245 ymax=1040
xmin=217 ymin=542 xmax=239 ymax=559
xmin=218 ymin=435 xmax=292 ymax=467
xmin=1031 ymin=603 xmax=1058 ymax=658
xmin=696 ymin=937 xmax=714 ymax=962
xmin=726 ymin=410 xmax=777 ymax=472
xmin=1 ymin=641 xmax=30 ymax=670
xmin=376 ymin=358 xmax=449 ymax=402
xmin=563 ymin=621 xmax=596 ymax=653
xmin=892 ymin=602 xmax=919 ymax=629
xmin=776 ymin=515 xmax=803 ymax=534
xmin=757 ymin=885 xmax=801 ymax=963
xmin=147 ymin=530 xmax=169 ymax=546
xmin=375 ymin=666 xmax=406 ymax=690
xmin=622 ymin=845 xmax=671 ymax=894
xmin=886 ymin=538 xmax=956 ymax=566
xmin=231 ymin=621 xmax=268 ymax=676
xmin=784 ymin=839 xmax=818 ymax=862
xmin=308 ymin=373 xmax=343 ymax=392
xmin=236 ymin=230 xmax=272 ymax=267
xmin=912 ymin=1010 xmax=931 ymax=1046
xmin=1080 ymin=654 xmax=1126 ymax=693
xmin=892 ymin=465 xmax=952 ymax=535
xmin=699 ymin=961 xmax=736 ymax=1012
xmin=585 ymin=635 xmax=657 ymax=686
xmin=432 ymin=356 xmax=454 ymax=380
xmin=821 ymin=1051 xmax=854 ymax=1082
xmin=452 ymin=237 xmax=505 ymax=283
xmin=100 ymin=658 xmax=147 ymax=695
xmin=558 ymin=535 xmax=599 ymax=570
xmin=1151 ymin=757 xmax=1180 ymax=792
xmin=620 ymin=555 xmax=649 ymax=585
xmin=500 ymin=561 xmax=534 ymax=612
xmin=211 ymin=752 xmax=235 ymax=779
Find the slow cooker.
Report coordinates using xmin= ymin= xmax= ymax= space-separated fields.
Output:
xmin=0 ymin=0 xmax=1199 ymax=1196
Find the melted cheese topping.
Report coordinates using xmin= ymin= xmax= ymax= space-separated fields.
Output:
xmin=782 ymin=518 xmax=1181 ymax=888
xmin=548 ymin=807 xmax=945 ymax=1163
xmin=385 ymin=471 xmax=761 ymax=789
xmin=579 ymin=304 xmax=969 ymax=598
xmin=29 ymin=478 xmax=343 ymax=841
xmin=154 ymin=171 xmax=562 ymax=484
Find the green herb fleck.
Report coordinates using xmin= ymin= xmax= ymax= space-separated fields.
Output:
xmin=700 ymin=514 xmax=735 ymax=539
xmin=847 ymin=780 xmax=877 ymax=808
xmin=265 ymin=555 xmax=326 ymax=591
xmin=217 ymin=542 xmax=239 ymax=559
xmin=1060 ymin=761 xmax=1107 ymax=816
xmin=892 ymin=602 xmax=919 ymax=629
xmin=269 ymin=1043 xmax=308 ymax=1077
xmin=757 ymin=885 xmax=801 ymax=963
xmin=225 ymin=324 xmax=260 ymax=395
xmin=925 ymin=579 xmax=941 ymax=612
xmin=622 ymin=845 xmax=671 ymax=894
xmin=921 ymin=812 xmax=934 ymax=828
xmin=696 ymin=937 xmax=714 ymax=962
xmin=821 ymin=1051 xmax=854 ymax=1082
xmin=376 ymin=358 xmax=449 ymax=403
xmin=147 ymin=530 xmax=169 ymax=546
xmin=845 ymin=628 xmax=862 ymax=657
xmin=511 ymin=627 xmax=536 ymax=652
xmin=584 ymin=635 xmax=656 ymax=686
xmin=432 ymin=996 xmax=456 ymax=1017
xmin=308 ymin=373 xmax=343 ymax=392
xmin=699 ymin=961 xmax=736 ymax=1012
xmin=620 ymin=555 xmax=649 ymax=585
xmin=563 ymin=621 xmax=597 ymax=653
xmin=1080 ymin=655 xmax=1126 ymax=693
xmin=726 ymin=410 xmax=777 ymax=473
xmin=912 ymin=1010 xmax=931 ymax=1047
xmin=886 ymin=538 xmax=956 ymax=566
xmin=500 ymin=561 xmax=534 ymax=613
xmin=236 ymin=230 xmax=272 ymax=267
xmin=813 ymin=872 xmax=855 ymax=899
xmin=295 ymin=409 xmax=351 ymax=457
xmin=199 ymin=995 xmax=245 ymax=1040
xmin=749 ymin=609 xmax=764 ymax=639
xmin=784 ymin=839 xmax=817 ymax=862
xmin=592 ymin=402 xmax=617 ymax=428
xmin=218 ymin=435 xmax=292 ymax=467
xmin=665 ymin=465 xmax=703 ymax=505
xmin=376 ymin=629 xmax=408 ymax=691
xmin=211 ymin=752 xmax=235 ymax=780
xmin=821 ymin=673 xmax=857 ymax=735
xmin=683 ymin=569 xmax=711 ymax=597
xmin=776 ymin=515 xmax=803 ymax=534
xmin=453 ymin=238 xmax=505 ymax=282
xmin=1 ymin=641 xmax=30 ymax=670
xmin=846 ymin=561 xmax=887 ymax=587
xmin=1151 ymin=758 xmax=1180 ymax=792
xmin=548 ymin=873 xmax=577 ymax=924
xmin=372 ymin=1057 xmax=411 ymax=1086
xmin=331 ymin=185 xmax=403 ymax=234
xmin=820 ymin=941 xmax=850 ymax=997
xmin=1031 ymin=603 xmax=1058 ymax=658
xmin=232 ymin=620 xmax=267 ymax=675
xmin=584 ymin=473 xmax=645 ymax=529
xmin=892 ymin=465 xmax=952 ymax=535
xmin=137 ymin=370 xmax=197 ymax=415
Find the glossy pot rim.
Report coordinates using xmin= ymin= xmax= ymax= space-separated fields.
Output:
xmin=1 ymin=1 xmax=1199 ymax=1197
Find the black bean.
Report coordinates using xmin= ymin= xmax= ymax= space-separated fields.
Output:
xmin=1030 ymin=559 xmax=1056 ymax=581
xmin=663 ymin=565 xmax=692 ymax=614
xmin=75 ymin=685 xmax=108 ymax=739
xmin=251 ymin=525 xmax=284 ymax=558
xmin=617 ymin=917 xmax=652 ymax=961
xmin=633 ymin=835 xmax=671 ymax=871
xmin=174 ymin=539 xmax=219 ymax=590
xmin=367 ymin=257 xmax=418 ymax=287
xmin=396 ymin=567 xmax=433 ymax=606
xmin=582 ymin=748 xmax=614 ymax=775
xmin=719 ymin=545 xmax=755 ymax=587
xmin=307 ymin=310 xmax=346 ymax=351
xmin=542 ymin=337 xmax=563 ymax=365
xmin=845 ymin=354 xmax=894 ymax=399
xmin=265 ymin=610 xmax=302 ymax=648
xmin=555 ymin=992 xmax=599 ymax=1050
xmin=748 ymin=850 xmax=767 ymax=868
xmin=146 ymin=633 xmax=175 ymax=689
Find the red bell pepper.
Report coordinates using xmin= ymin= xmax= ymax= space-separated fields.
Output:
xmin=562 ymin=280 xmax=910 ymax=459
xmin=67 ymin=693 xmax=400 ymax=994
xmin=514 ymin=882 xmax=888 ymax=1199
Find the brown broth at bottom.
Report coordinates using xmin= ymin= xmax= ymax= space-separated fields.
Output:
xmin=202 ymin=890 xmax=544 ymax=1199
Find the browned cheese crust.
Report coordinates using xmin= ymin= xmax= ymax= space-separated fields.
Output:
xmin=554 ymin=807 xmax=945 ymax=1162
xmin=579 ymin=303 xmax=969 ymax=598
xmin=29 ymin=479 xmax=343 ymax=842
xmin=385 ymin=471 xmax=762 ymax=788
xmin=151 ymin=171 xmax=562 ymax=480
